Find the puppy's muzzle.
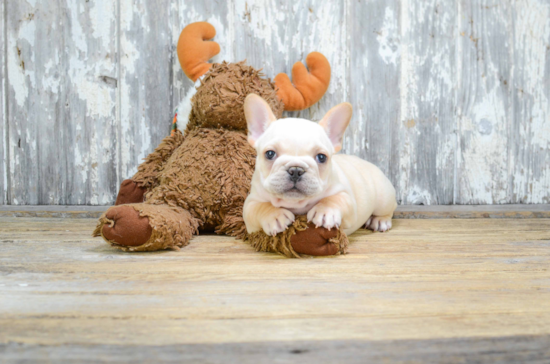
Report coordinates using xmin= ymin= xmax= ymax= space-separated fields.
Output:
xmin=287 ymin=167 xmax=305 ymax=183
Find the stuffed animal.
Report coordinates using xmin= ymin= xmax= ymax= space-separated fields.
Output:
xmin=93 ymin=22 xmax=348 ymax=257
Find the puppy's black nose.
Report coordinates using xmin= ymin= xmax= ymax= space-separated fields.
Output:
xmin=287 ymin=167 xmax=305 ymax=182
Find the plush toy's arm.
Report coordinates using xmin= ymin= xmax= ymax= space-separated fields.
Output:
xmin=274 ymin=52 xmax=331 ymax=111
xmin=131 ymin=130 xmax=185 ymax=190
xmin=114 ymin=130 xmax=184 ymax=205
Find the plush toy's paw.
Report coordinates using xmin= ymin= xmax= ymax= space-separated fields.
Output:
xmin=247 ymin=215 xmax=348 ymax=258
xmin=262 ymin=208 xmax=295 ymax=236
xmin=290 ymin=222 xmax=339 ymax=256
xmin=307 ymin=204 xmax=342 ymax=230
xmin=365 ymin=215 xmax=393 ymax=232
xmin=115 ymin=179 xmax=146 ymax=205
xmin=102 ymin=205 xmax=152 ymax=247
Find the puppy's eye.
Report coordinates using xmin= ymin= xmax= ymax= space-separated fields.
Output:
xmin=316 ymin=154 xmax=327 ymax=163
xmin=265 ymin=150 xmax=276 ymax=160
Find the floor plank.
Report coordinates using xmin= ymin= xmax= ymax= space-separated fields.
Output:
xmin=1 ymin=204 xmax=548 ymax=219
xmin=1 ymin=217 xmax=550 ymax=362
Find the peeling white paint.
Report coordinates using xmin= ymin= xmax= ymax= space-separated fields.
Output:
xmin=41 ymin=58 xmax=60 ymax=91
xmin=89 ymin=0 xmax=115 ymax=44
xmin=514 ymin=0 xmax=550 ymax=148
xmin=7 ymin=14 xmax=37 ymax=108
xmin=377 ymin=8 xmax=399 ymax=66
xmin=4 ymin=0 xmax=550 ymax=205
xmin=406 ymin=185 xmax=433 ymax=205
xmin=120 ymin=35 xmax=139 ymax=75
xmin=1 ymin=0 xmax=6 ymax=203
xmin=205 ymin=16 xmax=232 ymax=64
xmin=461 ymin=86 xmax=509 ymax=204
xmin=7 ymin=45 xmax=28 ymax=108
xmin=68 ymin=2 xmax=87 ymax=54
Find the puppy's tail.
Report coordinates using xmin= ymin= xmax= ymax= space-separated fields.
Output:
xmin=274 ymin=52 xmax=331 ymax=111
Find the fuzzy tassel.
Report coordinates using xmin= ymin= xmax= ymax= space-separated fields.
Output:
xmin=245 ymin=215 xmax=349 ymax=258
xmin=93 ymin=203 xmax=199 ymax=252
xmin=132 ymin=130 xmax=186 ymax=190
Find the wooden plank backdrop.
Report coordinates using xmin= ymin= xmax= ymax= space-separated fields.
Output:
xmin=1 ymin=0 xmax=6 ymax=204
xmin=2 ymin=0 xmax=550 ymax=205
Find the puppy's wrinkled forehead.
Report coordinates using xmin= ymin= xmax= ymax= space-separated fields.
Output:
xmin=256 ymin=118 xmax=333 ymax=153
xmin=244 ymin=93 xmax=352 ymax=154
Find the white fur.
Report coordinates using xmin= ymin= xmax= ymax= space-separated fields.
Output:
xmin=175 ymin=79 xmax=202 ymax=131
xmin=243 ymin=94 xmax=397 ymax=236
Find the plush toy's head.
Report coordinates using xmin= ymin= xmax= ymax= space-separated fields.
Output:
xmin=189 ymin=62 xmax=283 ymax=131
xmin=177 ymin=22 xmax=331 ymax=133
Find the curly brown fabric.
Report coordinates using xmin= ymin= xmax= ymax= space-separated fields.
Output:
xmin=132 ymin=130 xmax=186 ymax=190
xmin=93 ymin=203 xmax=199 ymax=252
xmin=96 ymin=57 xmax=345 ymax=257
xmin=186 ymin=62 xmax=284 ymax=133
xmin=145 ymin=128 xmax=255 ymax=237
xmin=115 ymin=180 xmax=147 ymax=205
xmin=245 ymin=215 xmax=348 ymax=258
xmin=101 ymin=205 xmax=152 ymax=246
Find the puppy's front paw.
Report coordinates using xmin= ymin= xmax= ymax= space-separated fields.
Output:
xmin=261 ymin=208 xmax=295 ymax=236
xmin=307 ymin=204 xmax=342 ymax=230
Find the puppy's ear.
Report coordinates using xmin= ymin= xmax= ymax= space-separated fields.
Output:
xmin=319 ymin=103 xmax=352 ymax=152
xmin=244 ymin=94 xmax=278 ymax=147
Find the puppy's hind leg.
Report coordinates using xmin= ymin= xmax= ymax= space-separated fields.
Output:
xmin=366 ymin=183 xmax=397 ymax=233
xmin=365 ymin=215 xmax=393 ymax=232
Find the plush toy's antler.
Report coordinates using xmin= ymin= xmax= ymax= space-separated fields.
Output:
xmin=177 ymin=22 xmax=220 ymax=82
xmin=274 ymin=52 xmax=331 ymax=111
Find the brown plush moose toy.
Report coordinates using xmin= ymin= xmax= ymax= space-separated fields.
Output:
xmin=93 ymin=22 xmax=348 ymax=257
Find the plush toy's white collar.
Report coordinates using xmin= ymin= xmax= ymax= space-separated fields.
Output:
xmin=175 ymin=78 xmax=202 ymax=132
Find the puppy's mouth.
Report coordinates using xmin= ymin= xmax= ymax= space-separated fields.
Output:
xmin=281 ymin=184 xmax=307 ymax=198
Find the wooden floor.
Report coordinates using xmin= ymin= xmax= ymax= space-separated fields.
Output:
xmin=1 ymin=214 xmax=550 ymax=363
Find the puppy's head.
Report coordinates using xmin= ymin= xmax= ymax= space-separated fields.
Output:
xmin=244 ymin=94 xmax=352 ymax=200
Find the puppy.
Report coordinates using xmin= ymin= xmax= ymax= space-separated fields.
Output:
xmin=243 ymin=94 xmax=397 ymax=237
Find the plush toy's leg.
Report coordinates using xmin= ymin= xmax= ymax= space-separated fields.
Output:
xmin=246 ymin=216 xmax=348 ymax=258
xmin=93 ymin=203 xmax=199 ymax=252
xmin=115 ymin=180 xmax=147 ymax=205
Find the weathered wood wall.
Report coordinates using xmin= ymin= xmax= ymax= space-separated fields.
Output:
xmin=2 ymin=0 xmax=549 ymax=205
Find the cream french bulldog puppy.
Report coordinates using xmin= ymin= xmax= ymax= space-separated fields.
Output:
xmin=243 ymin=94 xmax=397 ymax=237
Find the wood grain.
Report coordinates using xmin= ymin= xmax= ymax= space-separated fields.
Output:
xmin=119 ymin=0 xmax=173 ymax=182
xmin=510 ymin=0 xmax=550 ymax=204
xmin=2 ymin=0 xmax=550 ymax=205
xmin=456 ymin=0 xmax=512 ymax=204
xmin=6 ymin=0 xmax=119 ymax=205
xmin=397 ymin=0 xmax=457 ymax=205
xmin=2 ymin=336 xmax=550 ymax=363
xmin=1 ymin=216 xmax=550 ymax=362
xmin=1 ymin=0 xmax=6 ymax=205
xmin=347 ymin=0 xmax=398 ymax=184
xmin=1 ymin=204 xmax=548 ymax=219
xmin=233 ymin=0 xmax=348 ymax=121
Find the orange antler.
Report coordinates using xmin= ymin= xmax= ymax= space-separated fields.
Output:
xmin=274 ymin=52 xmax=331 ymax=111
xmin=177 ymin=22 xmax=220 ymax=82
